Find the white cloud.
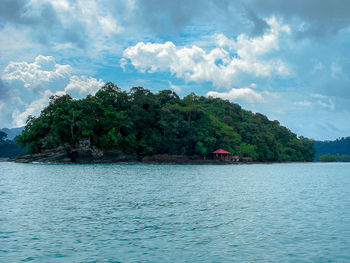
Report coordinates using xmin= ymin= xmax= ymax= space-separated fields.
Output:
xmin=2 ymin=55 xmax=72 ymax=89
xmin=1 ymin=55 xmax=105 ymax=127
xmin=330 ymin=63 xmax=343 ymax=79
xmin=65 ymin=75 xmax=105 ymax=97
xmin=311 ymin=93 xmax=328 ymax=99
xmin=12 ymin=90 xmax=53 ymax=127
xmin=2 ymin=55 xmax=104 ymax=97
xmin=216 ymin=17 xmax=290 ymax=59
xmin=317 ymin=99 xmax=335 ymax=110
xmin=122 ymin=17 xmax=290 ymax=88
xmin=168 ymin=81 xmax=182 ymax=93
xmin=294 ymin=100 xmax=313 ymax=107
xmin=98 ymin=14 xmax=123 ymax=35
xmin=10 ymin=73 xmax=105 ymax=126
xmin=207 ymin=87 xmax=264 ymax=103
xmin=262 ymin=90 xmax=281 ymax=99
xmin=311 ymin=94 xmax=335 ymax=110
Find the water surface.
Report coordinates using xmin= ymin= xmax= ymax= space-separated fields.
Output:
xmin=1 ymin=162 xmax=350 ymax=262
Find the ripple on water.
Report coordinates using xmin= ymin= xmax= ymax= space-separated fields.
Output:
xmin=0 ymin=162 xmax=350 ymax=262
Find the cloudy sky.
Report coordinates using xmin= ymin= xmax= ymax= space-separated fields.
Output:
xmin=1 ymin=0 xmax=350 ymax=140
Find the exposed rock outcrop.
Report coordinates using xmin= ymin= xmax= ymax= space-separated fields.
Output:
xmin=13 ymin=140 xmax=253 ymax=164
xmin=14 ymin=140 xmax=140 ymax=164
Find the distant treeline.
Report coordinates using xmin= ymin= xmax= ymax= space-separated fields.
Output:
xmin=319 ymin=154 xmax=350 ymax=162
xmin=16 ymin=82 xmax=315 ymax=161
xmin=0 ymin=131 xmax=26 ymax=158
xmin=0 ymin=127 xmax=24 ymax=140
xmin=314 ymin=137 xmax=350 ymax=161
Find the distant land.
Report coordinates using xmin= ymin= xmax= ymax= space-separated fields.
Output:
xmin=314 ymin=137 xmax=350 ymax=162
xmin=11 ymin=82 xmax=315 ymax=163
xmin=0 ymin=128 xmax=26 ymax=158
xmin=0 ymin=127 xmax=24 ymax=140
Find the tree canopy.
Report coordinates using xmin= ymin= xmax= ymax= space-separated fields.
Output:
xmin=16 ymin=82 xmax=315 ymax=161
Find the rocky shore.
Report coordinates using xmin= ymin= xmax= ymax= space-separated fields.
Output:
xmin=12 ymin=147 xmax=253 ymax=165
xmin=10 ymin=140 xmax=255 ymax=164
xmin=13 ymin=152 xmax=245 ymax=164
xmin=14 ymin=145 xmax=139 ymax=164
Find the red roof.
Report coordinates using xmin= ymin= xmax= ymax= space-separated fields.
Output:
xmin=212 ymin=148 xmax=230 ymax=154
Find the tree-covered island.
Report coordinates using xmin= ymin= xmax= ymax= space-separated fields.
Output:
xmin=15 ymin=82 xmax=315 ymax=163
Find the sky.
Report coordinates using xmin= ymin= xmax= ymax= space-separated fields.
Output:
xmin=1 ymin=0 xmax=350 ymax=140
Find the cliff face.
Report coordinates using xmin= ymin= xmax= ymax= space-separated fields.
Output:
xmin=15 ymin=140 xmax=139 ymax=163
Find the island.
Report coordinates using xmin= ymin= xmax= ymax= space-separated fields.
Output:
xmin=14 ymin=82 xmax=315 ymax=164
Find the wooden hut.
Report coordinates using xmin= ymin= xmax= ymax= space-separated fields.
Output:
xmin=212 ymin=148 xmax=230 ymax=160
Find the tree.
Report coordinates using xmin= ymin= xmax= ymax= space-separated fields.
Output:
xmin=15 ymin=82 xmax=315 ymax=162
xmin=0 ymin=131 xmax=7 ymax=142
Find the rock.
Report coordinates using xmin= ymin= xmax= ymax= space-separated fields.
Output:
xmin=13 ymin=141 xmax=140 ymax=164
xmin=13 ymin=142 xmax=241 ymax=164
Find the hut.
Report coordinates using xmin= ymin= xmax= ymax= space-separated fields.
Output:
xmin=212 ymin=148 xmax=230 ymax=160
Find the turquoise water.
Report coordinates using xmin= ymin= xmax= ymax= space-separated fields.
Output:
xmin=1 ymin=162 xmax=350 ymax=262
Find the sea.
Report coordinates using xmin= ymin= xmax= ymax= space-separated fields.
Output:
xmin=1 ymin=162 xmax=350 ymax=262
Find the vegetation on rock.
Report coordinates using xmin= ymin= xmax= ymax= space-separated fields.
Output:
xmin=16 ymin=82 xmax=315 ymax=161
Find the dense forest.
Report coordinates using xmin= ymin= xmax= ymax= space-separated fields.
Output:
xmin=0 ymin=131 xmax=26 ymax=158
xmin=314 ymin=137 xmax=350 ymax=161
xmin=16 ymin=82 xmax=315 ymax=161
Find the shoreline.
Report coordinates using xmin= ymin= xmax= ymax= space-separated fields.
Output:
xmin=11 ymin=158 xmax=260 ymax=165
xmin=1 ymin=158 xmax=343 ymax=165
xmin=5 ymin=151 xmax=314 ymax=165
xmin=4 ymin=157 xmax=310 ymax=165
xmin=9 ymin=152 xmax=266 ymax=165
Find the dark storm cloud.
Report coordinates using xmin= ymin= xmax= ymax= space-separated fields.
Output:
xmin=0 ymin=0 xmax=59 ymax=27
xmin=62 ymin=22 xmax=87 ymax=49
xmin=249 ymin=0 xmax=350 ymax=37
xmin=0 ymin=0 xmax=87 ymax=48
xmin=137 ymin=0 xmax=193 ymax=29
xmin=111 ymin=0 xmax=212 ymax=35
xmin=0 ymin=0 xmax=28 ymax=24
xmin=250 ymin=0 xmax=350 ymax=22
xmin=245 ymin=8 xmax=270 ymax=36
xmin=128 ymin=0 xmax=350 ymax=37
xmin=104 ymin=0 xmax=266 ymax=39
xmin=2 ymin=0 xmax=350 ymax=49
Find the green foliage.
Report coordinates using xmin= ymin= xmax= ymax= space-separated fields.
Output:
xmin=16 ymin=82 xmax=315 ymax=161
xmin=319 ymin=153 xmax=350 ymax=162
xmin=238 ymin=142 xmax=258 ymax=160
